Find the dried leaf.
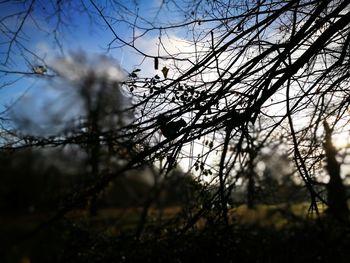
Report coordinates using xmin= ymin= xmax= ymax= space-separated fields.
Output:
xmin=154 ymin=57 xmax=159 ymax=70
xmin=161 ymin=66 xmax=169 ymax=78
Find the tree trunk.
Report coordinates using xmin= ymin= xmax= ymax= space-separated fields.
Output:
xmin=323 ymin=121 xmax=348 ymax=221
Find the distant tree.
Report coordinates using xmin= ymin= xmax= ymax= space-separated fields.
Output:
xmin=0 ymin=148 xmax=78 ymax=213
xmin=323 ymin=121 xmax=349 ymax=221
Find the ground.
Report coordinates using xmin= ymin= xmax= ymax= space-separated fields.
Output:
xmin=1 ymin=205 xmax=349 ymax=263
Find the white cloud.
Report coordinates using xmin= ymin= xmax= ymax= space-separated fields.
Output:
xmin=51 ymin=51 xmax=127 ymax=83
xmin=34 ymin=42 xmax=52 ymax=58
xmin=120 ymin=31 xmax=210 ymax=80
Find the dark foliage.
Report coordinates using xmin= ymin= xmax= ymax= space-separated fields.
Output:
xmin=2 ymin=219 xmax=350 ymax=263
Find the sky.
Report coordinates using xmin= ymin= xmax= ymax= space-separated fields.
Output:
xmin=2 ymin=0 xmax=350 ymax=181
xmin=0 ymin=0 xmax=183 ymax=127
xmin=0 ymin=0 xmax=239 ymax=180
xmin=0 ymin=0 xmax=204 ymax=108
xmin=0 ymin=0 xmax=213 ymax=172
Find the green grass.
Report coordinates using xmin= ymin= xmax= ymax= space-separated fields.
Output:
xmin=231 ymin=202 xmax=328 ymax=228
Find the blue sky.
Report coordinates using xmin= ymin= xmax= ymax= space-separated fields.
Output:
xmin=0 ymin=0 xmax=181 ymax=125
xmin=2 ymin=1 xmax=349 ymax=180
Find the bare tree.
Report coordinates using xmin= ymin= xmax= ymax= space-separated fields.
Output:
xmin=1 ymin=0 xmax=350 ymax=236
